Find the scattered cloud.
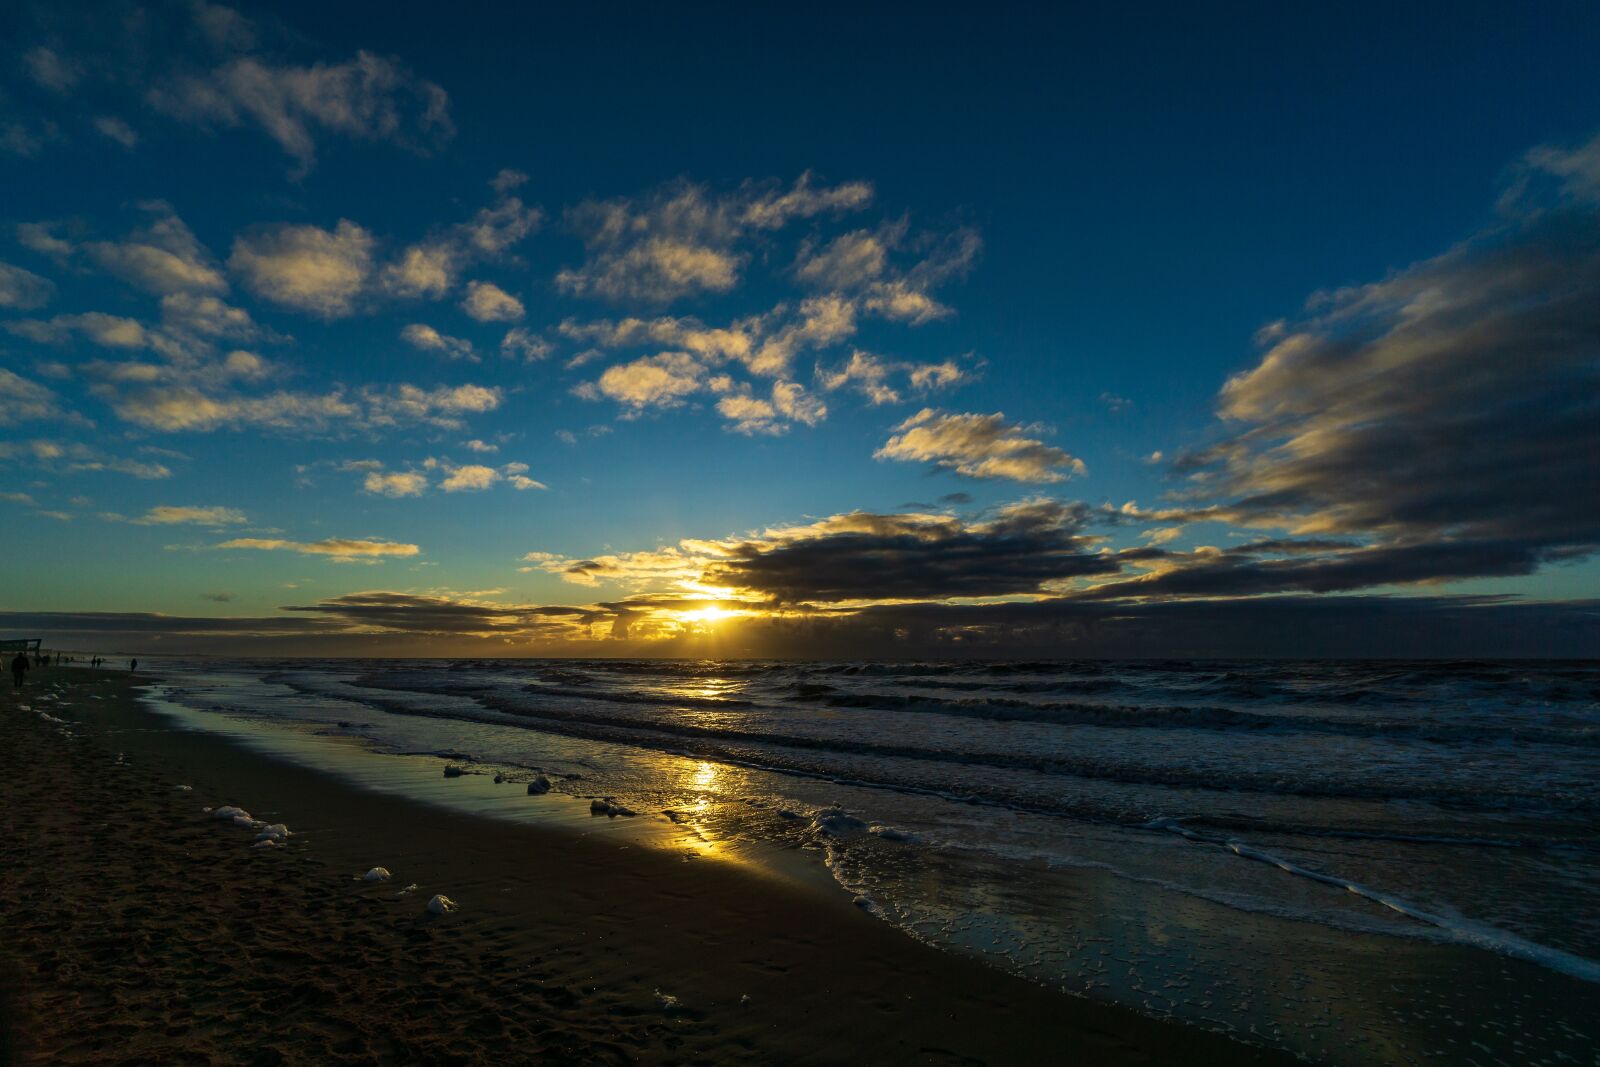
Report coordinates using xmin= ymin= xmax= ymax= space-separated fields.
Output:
xmin=217 ymin=536 xmax=421 ymax=561
xmin=400 ymin=323 xmax=475 ymax=360
xmin=500 ymin=327 xmax=550 ymax=361
xmin=93 ymin=116 xmax=139 ymax=149
xmin=460 ymin=280 xmax=523 ymax=322
xmin=23 ymin=47 xmax=81 ymax=93
xmin=363 ymin=470 xmax=429 ymax=497
xmin=0 ymin=261 xmax=56 ymax=310
xmin=133 ymin=504 xmax=246 ymax=526
xmin=149 ymin=48 xmax=452 ymax=177
xmin=440 ymin=463 xmax=499 ymax=491
xmin=0 ymin=370 xmax=62 ymax=425
xmin=817 ymin=350 xmax=970 ymax=405
xmin=556 ymin=173 xmax=872 ymax=303
xmin=876 ymin=409 xmax=1085 ymax=483
xmin=229 ymin=220 xmax=374 ymax=317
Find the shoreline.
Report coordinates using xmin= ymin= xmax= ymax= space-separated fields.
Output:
xmin=1 ymin=669 xmax=1289 ymax=1065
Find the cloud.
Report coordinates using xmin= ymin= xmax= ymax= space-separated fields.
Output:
xmin=460 ymin=280 xmax=524 ymax=322
xmin=461 ymin=439 xmax=497 ymax=453
xmin=160 ymin=293 xmax=270 ymax=341
xmin=793 ymin=221 xmax=901 ymax=289
xmin=876 ymin=408 xmax=1085 ymax=483
xmin=714 ymin=380 xmax=827 ymax=435
xmin=217 ymin=536 xmax=420 ymax=561
xmin=0 ymin=261 xmax=55 ymax=310
xmin=1154 ymin=130 xmax=1600 ymax=592
xmin=591 ymin=352 xmax=708 ymax=412
xmin=817 ymin=350 xmax=971 ymax=405
xmin=381 ymin=192 xmax=541 ymax=299
xmin=229 ymin=220 xmax=374 ymax=317
xmin=133 ymin=505 xmax=246 ymax=526
xmin=23 ymin=47 xmax=80 ymax=92
xmin=81 ymin=204 xmax=227 ymax=296
xmin=100 ymin=378 xmax=499 ymax=435
xmin=500 ymin=327 xmax=550 ymax=361
xmin=0 ymin=439 xmax=174 ymax=479
xmin=149 ymin=49 xmax=452 ymax=176
xmin=363 ymin=470 xmax=429 ymax=497
xmin=400 ymin=323 xmax=475 ymax=360
xmin=556 ymin=173 xmax=872 ymax=303
xmin=6 ymin=312 xmax=149 ymax=349
xmin=440 ymin=464 xmax=499 ymax=491
xmin=93 ymin=116 xmax=139 ymax=148
xmin=698 ymin=499 xmax=1127 ymax=603
xmin=491 ymin=169 xmax=528 ymax=194
xmin=0 ymin=370 xmax=62 ymax=425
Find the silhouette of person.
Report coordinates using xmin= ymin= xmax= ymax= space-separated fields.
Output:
xmin=11 ymin=652 xmax=28 ymax=689
xmin=130 ymin=658 xmax=138 ymax=672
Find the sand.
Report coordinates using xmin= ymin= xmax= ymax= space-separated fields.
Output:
xmin=0 ymin=670 xmax=1289 ymax=1065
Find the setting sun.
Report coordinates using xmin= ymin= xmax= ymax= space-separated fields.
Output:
xmin=678 ymin=605 xmax=736 ymax=625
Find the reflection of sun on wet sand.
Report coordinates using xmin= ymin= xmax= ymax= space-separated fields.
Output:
xmin=0 ymin=670 xmax=1288 ymax=1065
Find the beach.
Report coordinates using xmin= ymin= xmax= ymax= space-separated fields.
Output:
xmin=0 ymin=669 xmax=1286 ymax=1065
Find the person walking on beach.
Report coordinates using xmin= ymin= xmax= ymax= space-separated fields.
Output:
xmin=11 ymin=652 xmax=28 ymax=690
xmin=130 ymin=658 xmax=138 ymax=672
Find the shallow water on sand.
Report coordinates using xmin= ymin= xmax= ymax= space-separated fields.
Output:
xmin=130 ymin=657 xmax=1600 ymax=1063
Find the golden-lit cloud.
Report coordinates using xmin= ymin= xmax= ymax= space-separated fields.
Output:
xmin=460 ymin=280 xmax=524 ymax=322
xmin=229 ymin=220 xmax=375 ymax=318
xmin=134 ymin=504 xmax=247 ymax=526
xmin=876 ymin=408 xmax=1085 ymax=483
xmin=400 ymin=323 xmax=475 ymax=360
xmin=217 ymin=536 xmax=420 ymax=562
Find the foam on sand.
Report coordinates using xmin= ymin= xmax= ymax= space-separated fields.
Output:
xmin=426 ymin=894 xmax=457 ymax=914
xmin=362 ymin=866 xmax=392 ymax=882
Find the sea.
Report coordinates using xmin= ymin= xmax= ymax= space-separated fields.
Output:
xmin=130 ymin=657 xmax=1599 ymax=1064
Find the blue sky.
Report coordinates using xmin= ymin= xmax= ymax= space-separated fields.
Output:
xmin=2 ymin=2 xmax=1597 ymax=656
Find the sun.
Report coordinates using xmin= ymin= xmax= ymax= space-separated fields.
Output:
xmin=679 ymin=605 xmax=735 ymax=625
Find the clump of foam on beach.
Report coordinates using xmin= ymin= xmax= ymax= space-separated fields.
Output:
xmin=426 ymin=894 xmax=457 ymax=914
xmin=362 ymin=867 xmax=392 ymax=882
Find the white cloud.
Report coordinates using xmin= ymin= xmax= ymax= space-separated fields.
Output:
xmin=401 ymin=323 xmax=475 ymax=360
xmin=0 ymin=262 xmax=54 ymax=310
xmin=461 ymin=438 xmax=497 ymax=453
xmin=876 ymin=409 xmax=1085 ymax=483
xmin=229 ymin=220 xmax=374 ymax=317
xmin=460 ymin=280 xmax=524 ymax=322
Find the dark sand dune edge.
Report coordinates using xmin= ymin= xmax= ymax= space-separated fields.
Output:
xmin=0 ymin=671 xmax=1288 ymax=1065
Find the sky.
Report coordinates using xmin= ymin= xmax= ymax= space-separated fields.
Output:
xmin=1 ymin=1 xmax=1597 ymax=658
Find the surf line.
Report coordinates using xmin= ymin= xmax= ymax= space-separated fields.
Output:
xmin=1145 ymin=817 xmax=1600 ymax=985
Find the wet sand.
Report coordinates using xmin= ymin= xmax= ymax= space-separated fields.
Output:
xmin=0 ymin=670 xmax=1289 ymax=1065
